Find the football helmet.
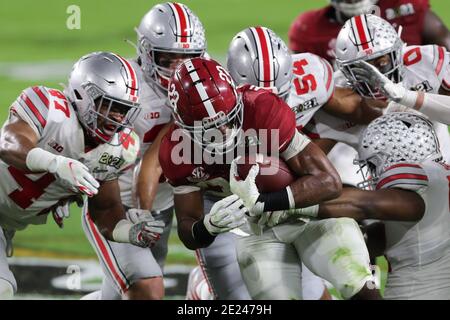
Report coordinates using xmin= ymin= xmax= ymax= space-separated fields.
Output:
xmin=65 ymin=52 xmax=141 ymax=145
xmin=135 ymin=2 xmax=206 ymax=92
xmin=330 ymin=0 xmax=378 ymax=17
xmin=335 ymin=14 xmax=404 ymax=99
xmin=355 ymin=112 xmax=441 ymax=189
xmin=168 ymin=57 xmax=243 ymax=154
xmin=226 ymin=26 xmax=293 ymax=100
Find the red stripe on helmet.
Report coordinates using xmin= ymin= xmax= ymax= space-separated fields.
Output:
xmin=112 ymin=54 xmax=138 ymax=101
xmin=173 ymin=2 xmax=188 ymax=43
xmin=254 ymin=27 xmax=272 ymax=88
xmin=354 ymin=15 xmax=370 ymax=50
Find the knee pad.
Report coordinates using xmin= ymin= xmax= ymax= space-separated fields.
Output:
xmin=0 ymin=279 xmax=14 ymax=300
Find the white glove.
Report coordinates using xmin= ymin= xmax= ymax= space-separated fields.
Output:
xmin=204 ymin=194 xmax=247 ymax=235
xmin=52 ymin=195 xmax=84 ymax=228
xmin=126 ymin=208 xmax=165 ymax=248
xmin=263 ymin=210 xmax=289 ymax=228
xmin=229 ymin=158 xmax=264 ymax=216
xmin=26 ymin=148 xmax=100 ymax=197
xmin=351 ymin=60 xmax=406 ymax=102
xmin=261 ymin=205 xmax=319 ymax=227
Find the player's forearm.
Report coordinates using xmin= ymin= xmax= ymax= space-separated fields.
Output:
xmin=289 ymin=172 xmax=342 ymax=208
xmin=318 ymin=188 xmax=372 ymax=221
xmin=88 ymin=202 xmax=126 ymax=241
xmin=177 ymin=216 xmax=214 ymax=250
xmin=137 ymin=165 xmax=162 ymax=210
xmin=397 ymin=90 xmax=450 ymax=125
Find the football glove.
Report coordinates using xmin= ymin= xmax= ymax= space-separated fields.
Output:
xmin=229 ymin=158 xmax=264 ymax=216
xmin=126 ymin=208 xmax=165 ymax=248
xmin=351 ymin=60 xmax=406 ymax=102
xmin=203 ymin=194 xmax=247 ymax=235
xmin=26 ymin=148 xmax=100 ymax=197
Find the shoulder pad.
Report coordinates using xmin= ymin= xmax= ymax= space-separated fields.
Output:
xmin=12 ymin=86 xmax=51 ymax=136
xmin=376 ymin=163 xmax=429 ymax=193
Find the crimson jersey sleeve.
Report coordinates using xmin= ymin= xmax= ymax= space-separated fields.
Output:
xmin=375 ymin=163 xmax=429 ymax=194
xmin=158 ymin=125 xmax=196 ymax=187
xmin=9 ymin=86 xmax=51 ymax=136
xmin=241 ymin=86 xmax=297 ymax=153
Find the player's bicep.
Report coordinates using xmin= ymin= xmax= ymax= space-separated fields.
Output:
xmin=0 ymin=116 xmax=40 ymax=169
xmin=319 ymin=187 xmax=425 ymax=221
xmin=368 ymin=189 xmax=425 ymax=221
xmin=284 ymin=136 xmax=337 ymax=178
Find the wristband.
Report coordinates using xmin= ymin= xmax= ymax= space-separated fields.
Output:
xmin=26 ymin=147 xmax=57 ymax=172
xmin=258 ymin=187 xmax=291 ymax=212
xmin=192 ymin=219 xmax=216 ymax=247
xmin=112 ymin=219 xmax=133 ymax=243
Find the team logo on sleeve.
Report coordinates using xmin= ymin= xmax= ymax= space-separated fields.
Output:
xmin=293 ymin=98 xmax=319 ymax=114
xmin=411 ymin=80 xmax=433 ymax=93
xmin=187 ymin=167 xmax=210 ymax=182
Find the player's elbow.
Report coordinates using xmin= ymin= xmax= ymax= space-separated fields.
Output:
xmin=324 ymin=172 xmax=342 ymax=199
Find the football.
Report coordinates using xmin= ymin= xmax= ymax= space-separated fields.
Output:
xmin=235 ymin=154 xmax=296 ymax=193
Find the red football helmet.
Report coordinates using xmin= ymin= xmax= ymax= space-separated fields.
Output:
xmin=168 ymin=57 xmax=243 ymax=153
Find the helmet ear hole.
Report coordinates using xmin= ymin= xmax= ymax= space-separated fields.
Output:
xmin=74 ymin=89 xmax=82 ymax=100
xmin=400 ymin=120 xmax=411 ymax=128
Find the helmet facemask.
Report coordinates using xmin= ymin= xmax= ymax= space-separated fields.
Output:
xmin=137 ymin=35 xmax=205 ymax=92
xmin=338 ymin=40 xmax=404 ymax=99
xmin=76 ymin=82 xmax=141 ymax=145
xmin=354 ymin=153 xmax=387 ymax=190
xmin=174 ymin=95 xmax=244 ymax=155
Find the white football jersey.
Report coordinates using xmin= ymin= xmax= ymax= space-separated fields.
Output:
xmin=0 ymin=86 xmax=139 ymax=230
xmin=376 ymin=160 xmax=450 ymax=271
xmin=310 ymin=45 xmax=450 ymax=161
xmin=117 ymin=59 xmax=173 ymax=211
xmin=286 ymin=53 xmax=334 ymax=130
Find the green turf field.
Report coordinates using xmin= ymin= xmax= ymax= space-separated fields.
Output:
xmin=0 ymin=0 xmax=449 ymax=297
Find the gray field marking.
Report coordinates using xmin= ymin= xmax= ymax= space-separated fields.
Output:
xmin=8 ymin=256 xmax=193 ymax=299
xmin=0 ymin=54 xmax=226 ymax=81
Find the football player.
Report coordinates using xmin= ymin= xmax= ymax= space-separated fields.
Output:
xmin=81 ymin=2 xmax=207 ymax=300
xmin=0 ymin=52 xmax=163 ymax=299
xmin=289 ymin=0 xmax=450 ymax=64
xmin=275 ymin=112 xmax=450 ymax=299
xmin=308 ymin=14 xmax=450 ymax=165
xmin=160 ymin=56 xmax=380 ymax=299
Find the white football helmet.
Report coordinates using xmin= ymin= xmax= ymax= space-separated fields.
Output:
xmin=355 ymin=112 xmax=441 ymax=189
xmin=335 ymin=14 xmax=405 ymax=99
xmin=65 ymin=52 xmax=141 ymax=145
xmin=135 ymin=2 xmax=206 ymax=92
xmin=330 ymin=0 xmax=378 ymax=17
xmin=226 ymin=26 xmax=293 ymax=100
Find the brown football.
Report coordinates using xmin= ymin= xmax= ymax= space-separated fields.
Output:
xmin=235 ymin=154 xmax=296 ymax=193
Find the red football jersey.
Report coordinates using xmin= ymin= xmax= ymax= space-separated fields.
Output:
xmin=159 ymin=85 xmax=296 ymax=196
xmin=288 ymin=0 xmax=430 ymax=63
